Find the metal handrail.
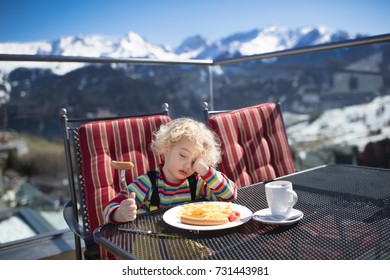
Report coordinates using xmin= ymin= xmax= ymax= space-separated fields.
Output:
xmin=213 ymin=33 xmax=390 ymax=65
xmin=0 ymin=33 xmax=389 ymax=66
xmin=0 ymin=53 xmax=212 ymax=66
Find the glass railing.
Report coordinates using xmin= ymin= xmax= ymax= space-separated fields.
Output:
xmin=212 ymin=36 xmax=390 ymax=170
xmin=0 ymin=33 xmax=389 ymax=257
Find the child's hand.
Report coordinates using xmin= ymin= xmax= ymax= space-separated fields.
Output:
xmin=113 ymin=192 xmax=137 ymax=222
xmin=192 ymin=156 xmax=210 ymax=176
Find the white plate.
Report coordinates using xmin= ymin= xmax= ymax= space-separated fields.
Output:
xmin=163 ymin=201 xmax=253 ymax=231
xmin=252 ymin=208 xmax=303 ymax=225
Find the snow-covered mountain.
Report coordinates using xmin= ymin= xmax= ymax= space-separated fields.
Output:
xmin=191 ymin=25 xmax=355 ymax=59
xmin=0 ymin=32 xmax=175 ymax=59
xmin=175 ymin=34 xmax=211 ymax=59
xmin=0 ymin=25 xmax=365 ymax=75
xmin=0 ymin=32 xmax=178 ymax=75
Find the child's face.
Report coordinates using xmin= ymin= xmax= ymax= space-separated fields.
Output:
xmin=162 ymin=139 xmax=200 ymax=183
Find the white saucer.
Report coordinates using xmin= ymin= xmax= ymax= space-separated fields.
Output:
xmin=252 ymin=208 xmax=303 ymax=225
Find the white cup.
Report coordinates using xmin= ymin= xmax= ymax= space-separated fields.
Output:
xmin=265 ymin=180 xmax=298 ymax=218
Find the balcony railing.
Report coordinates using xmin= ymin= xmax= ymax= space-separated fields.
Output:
xmin=0 ymin=33 xmax=389 ymax=259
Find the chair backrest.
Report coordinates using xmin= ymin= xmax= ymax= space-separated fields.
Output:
xmin=205 ymin=102 xmax=295 ymax=188
xmin=60 ymin=103 xmax=171 ymax=259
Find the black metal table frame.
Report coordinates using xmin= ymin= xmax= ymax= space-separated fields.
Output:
xmin=94 ymin=164 xmax=390 ymax=260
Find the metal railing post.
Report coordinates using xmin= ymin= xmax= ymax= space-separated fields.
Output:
xmin=208 ymin=65 xmax=214 ymax=111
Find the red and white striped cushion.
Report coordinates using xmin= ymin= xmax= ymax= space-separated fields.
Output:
xmin=208 ymin=102 xmax=295 ymax=188
xmin=78 ymin=114 xmax=171 ymax=258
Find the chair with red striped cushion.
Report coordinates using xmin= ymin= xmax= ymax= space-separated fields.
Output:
xmin=60 ymin=104 xmax=171 ymax=260
xmin=205 ymin=102 xmax=296 ymax=188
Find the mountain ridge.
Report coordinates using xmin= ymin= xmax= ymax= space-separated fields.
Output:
xmin=0 ymin=25 xmax=366 ymax=61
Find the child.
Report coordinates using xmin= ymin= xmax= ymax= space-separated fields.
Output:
xmin=103 ymin=117 xmax=238 ymax=223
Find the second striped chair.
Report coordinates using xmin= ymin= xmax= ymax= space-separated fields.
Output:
xmin=204 ymin=101 xmax=296 ymax=188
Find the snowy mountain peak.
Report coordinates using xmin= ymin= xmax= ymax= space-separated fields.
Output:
xmin=122 ymin=31 xmax=148 ymax=45
xmin=0 ymin=25 xmax=365 ymax=73
xmin=175 ymin=34 xmax=210 ymax=58
xmin=190 ymin=25 xmax=360 ymax=59
xmin=51 ymin=34 xmax=113 ymax=56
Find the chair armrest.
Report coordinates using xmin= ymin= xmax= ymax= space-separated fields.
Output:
xmin=63 ymin=200 xmax=88 ymax=240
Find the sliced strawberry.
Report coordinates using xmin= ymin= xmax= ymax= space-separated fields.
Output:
xmin=228 ymin=211 xmax=240 ymax=222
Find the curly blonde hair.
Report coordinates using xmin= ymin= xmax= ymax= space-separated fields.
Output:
xmin=151 ymin=117 xmax=221 ymax=166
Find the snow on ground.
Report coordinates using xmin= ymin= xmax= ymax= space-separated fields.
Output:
xmin=287 ymin=95 xmax=390 ymax=152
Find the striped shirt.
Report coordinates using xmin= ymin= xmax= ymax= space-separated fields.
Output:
xmin=103 ymin=166 xmax=237 ymax=223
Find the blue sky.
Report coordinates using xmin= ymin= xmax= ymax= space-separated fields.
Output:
xmin=1 ymin=0 xmax=389 ymax=48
